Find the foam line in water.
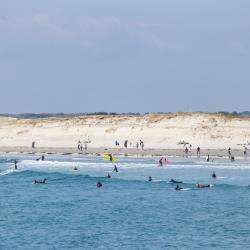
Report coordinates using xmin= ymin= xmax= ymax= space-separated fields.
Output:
xmin=0 ymin=169 xmax=15 ymax=176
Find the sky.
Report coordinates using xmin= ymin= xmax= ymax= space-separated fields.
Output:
xmin=0 ymin=0 xmax=250 ymax=113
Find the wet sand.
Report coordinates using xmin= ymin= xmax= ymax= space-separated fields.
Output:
xmin=0 ymin=146 xmax=247 ymax=159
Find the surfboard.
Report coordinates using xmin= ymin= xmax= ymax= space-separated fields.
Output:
xmin=104 ymin=154 xmax=118 ymax=162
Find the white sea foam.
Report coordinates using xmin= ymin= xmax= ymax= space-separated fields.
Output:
xmin=0 ymin=169 xmax=15 ymax=176
xmin=13 ymin=158 xmax=250 ymax=173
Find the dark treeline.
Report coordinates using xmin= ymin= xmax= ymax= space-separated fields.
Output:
xmin=0 ymin=111 xmax=249 ymax=119
xmin=0 ymin=112 xmax=141 ymax=119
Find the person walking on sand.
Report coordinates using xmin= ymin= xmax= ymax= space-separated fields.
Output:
xmin=197 ymin=147 xmax=201 ymax=158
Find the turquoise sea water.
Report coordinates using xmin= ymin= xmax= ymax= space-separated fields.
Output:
xmin=1 ymin=154 xmax=250 ymax=249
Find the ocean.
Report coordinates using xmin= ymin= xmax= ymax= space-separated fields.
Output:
xmin=0 ymin=154 xmax=250 ymax=249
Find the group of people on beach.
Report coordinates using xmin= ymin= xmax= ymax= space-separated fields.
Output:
xmin=77 ymin=141 xmax=87 ymax=151
xmin=183 ymin=144 xmax=248 ymax=161
xmin=115 ymin=140 xmax=145 ymax=150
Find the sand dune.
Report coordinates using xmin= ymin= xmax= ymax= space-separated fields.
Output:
xmin=0 ymin=113 xmax=249 ymax=149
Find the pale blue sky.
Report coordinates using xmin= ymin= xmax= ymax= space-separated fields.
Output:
xmin=0 ymin=0 xmax=249 ymax=113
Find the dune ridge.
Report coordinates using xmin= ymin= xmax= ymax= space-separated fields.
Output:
xmin=0 ymin=113 xmax=249 ymax=149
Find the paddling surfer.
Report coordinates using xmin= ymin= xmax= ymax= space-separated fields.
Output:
xmin=34 ymin=178 xmax=47 ymax=184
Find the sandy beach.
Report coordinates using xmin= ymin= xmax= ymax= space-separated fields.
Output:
xmin=0 ymin=112 xmax=249 ymax=158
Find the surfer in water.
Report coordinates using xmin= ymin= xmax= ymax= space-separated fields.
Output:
xmin=170 ymin=179 xmax=183 ymax=184
xmin=36 ymin=155 xmax=45 ymax=161
xmin=212 ymin=171 xmax=216 ymax=178
xmin=14 ymin=160 xmax=18 ymax=170
xmin=97 ymin=181 xmax=102 ymax=188
xmin=206 ymin=154 xmax=210 ymax=162
xmin=34 ymin=178 xmax=47 ymax=184
xmin=175 ymin=185 xmax=183 ymax=191
xmin=109 ymin=154 xmax=113 ymax=162
xmin=159 ymin=157 xmax=163 ymax=166
xmin=196 ymin=183 xmax=212 ymax=188
xmin=148 ymin=176 xmax=152 ymax=182
xmin=113 ymin=165 xmax=118 ymax=172
xmin=107 ymin=173 xmax=111 ymax=179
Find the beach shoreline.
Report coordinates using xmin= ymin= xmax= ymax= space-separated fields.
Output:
xmin=0 ymin=146 xmax=247 ymax=159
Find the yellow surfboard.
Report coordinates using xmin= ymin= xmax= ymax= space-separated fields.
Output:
xmin=104 ymin=154 xmax=118 ymax=162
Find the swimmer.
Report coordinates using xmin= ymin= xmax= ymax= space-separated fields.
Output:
xmin=73 ymin=166 xmax=78 ymax=171
xmin=107 ymin=173 xmax=111 ymax=179
xmin=97 ymin=181 xmax=102 ymax=188
xmin=148 ymin=176 xmax=152 ymax=182
xmin=230 ymin=156 xmax=235 ymax=162
xmin=34 ymin=178 xmax=47 ymax=184
xmin=212 ymin=171 xmax=216 ymax=178
xmin=113 ymin=165 xmax=118 ymax=172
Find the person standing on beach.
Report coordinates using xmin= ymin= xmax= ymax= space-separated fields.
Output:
xmin=32 ymin=141 xmax=35 ymax=149
xmin=197 ymin=147 xmax=201 ymax=158
xmin=124 ymin=140 xmax=128 ymax=148
xmin=136 ymin=142 xmax=139 ymax=149
xmin=228 ymin=147 xmax=231 ymax=159
xmin=141 ymin=142 xmax=144 ymax=150
xmin=185 ymin=147 xmax=189 ymax=158
xmin=243 ymin=146 xmax=248 ymax=159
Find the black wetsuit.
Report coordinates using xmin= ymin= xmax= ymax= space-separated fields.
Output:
xmin=170 ymin=179 xmax=183 ymax=184
xmin=97 ymin=182 xmax=102 ymax=188
xmin=175 ymin=185 xmax=183 ymax=191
